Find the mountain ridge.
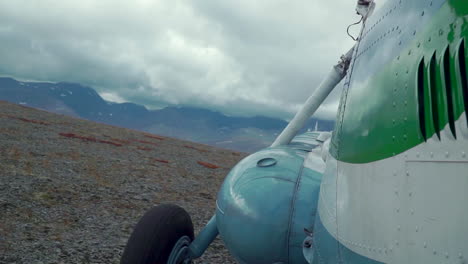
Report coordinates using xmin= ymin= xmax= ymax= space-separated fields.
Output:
xmin=0 ymin=77 xmax=334 ymax=152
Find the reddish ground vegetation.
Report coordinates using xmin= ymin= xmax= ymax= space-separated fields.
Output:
xmin=59 ymin=133 xmax=95 ymax=142
xmin=132 ymin=139 xmax=158 ymax=146
xmin=59 ymin=133 xmax=122 ymax=147
xmin=144 ymin=134 xmax=165 ymax=140
xmin=99 ymin=140 xmax=123 ymax=147
xmin=152 ymin=158 xmax=169 ymax=164
xmin=184 ymin=145 xmax=209 ymax=153
xmin=137 ymin=146 xmax=153 ymax=151
xmin=110 ymin=138 xmax=131 ymax=144
xmin=197 ymin=161 xmax=220 ymax=169
xmin=9 ymin=116 xmax=49 ymax=125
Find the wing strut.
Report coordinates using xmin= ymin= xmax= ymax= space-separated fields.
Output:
xmin=271 ymin=46 xmax=355 ymax=147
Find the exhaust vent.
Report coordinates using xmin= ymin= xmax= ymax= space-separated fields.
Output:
xmin=416 ymin=53 xmax=440 ymax=141
xmin=459 ymin=40 xmax=468 ymax=126
xmin=417 ymin=40 xmax=468 ymax=140
xmin=428 ymin=53 xmax=442 ymax=140
xmin=443 ymin=47 xmax=457 ymax=138
xmin=417 ymin=59 xmax=427 ymax=141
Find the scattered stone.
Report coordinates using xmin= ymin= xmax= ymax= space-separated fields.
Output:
xmin=0 ymin=101 xmax=246 ymax=263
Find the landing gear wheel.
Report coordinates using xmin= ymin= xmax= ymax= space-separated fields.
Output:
xmin=121 ymin=204 xmax=195 ymax=264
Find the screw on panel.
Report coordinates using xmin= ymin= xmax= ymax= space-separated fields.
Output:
xmin=406 ymin=171 xmax=409 ymax=176
xmin=434 ymin=250 xmax=437 ymax=255
xmin=413 ymin=30 xmax=417 ymax=35
xmin=417 ymin=42 xmax=421 ymax=48
xmin=397 ymin=225 xmax=401 ymax=231
xmin=396 ymin=208 xmax=400 ymax=213
xmin=446 ymin=252 xmax=449 ymax=258
xmin=411 ymin=209 xmax=415 ymax=215
xmin=463 ymin=152 xmax=466 ymax=158
xmin=428 ymin=37 xmax=432 ymax=42
xmin=431 ymin=152 xmax=434 ymax=158
xmin=439 ymin=29 xmax=444 ymax=36
xmin=459 ymin=253 xmax=463 ymax=259
xmin=415 ymin=226 xmax=419 ymax=232
xmin=424 ymin=242 xmax=427 ymax=248
xmin=445 ymin=152 xmax=449 ymax=158
xmin=421 ymin=11 xmax=425 ymax=16
xmin=408 ymin=50 xmax=412 ymax=55
xmin=409 ymin=192 xmax=413 ymax=197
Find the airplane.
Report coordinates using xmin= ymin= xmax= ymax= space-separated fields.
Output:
xmin=120 ymin=0 xmax=468 ymax=263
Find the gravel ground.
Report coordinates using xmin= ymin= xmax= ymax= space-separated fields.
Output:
xmin=0 ymin=101 xmax=245 ymax=263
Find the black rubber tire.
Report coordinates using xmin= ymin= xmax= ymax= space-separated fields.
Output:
xmin=120 ymin=204 xmax=194 ymax=264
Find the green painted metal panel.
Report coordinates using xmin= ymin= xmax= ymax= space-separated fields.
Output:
xmin=333 ymin=1 xmax=468 ymax=163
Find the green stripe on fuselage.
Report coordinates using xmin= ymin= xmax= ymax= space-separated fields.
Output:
xmin=333 ymin=1 xmax=468 ymax=163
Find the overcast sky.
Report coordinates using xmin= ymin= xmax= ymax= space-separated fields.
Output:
xmin=0 ymin=0 xmax=359 ymax=120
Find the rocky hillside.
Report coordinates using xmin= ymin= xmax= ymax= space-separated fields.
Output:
xmin=0 ymin=100 xmax=245 ymax=263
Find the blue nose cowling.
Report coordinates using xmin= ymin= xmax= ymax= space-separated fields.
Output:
xmin=216 ymin=146 xmax=323 ymax=264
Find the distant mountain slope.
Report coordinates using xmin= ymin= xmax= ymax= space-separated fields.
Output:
xmin=0 ymin=77 xmax=334 ymax=152
xmin=0 ymin=100 xmax=240 ymax=263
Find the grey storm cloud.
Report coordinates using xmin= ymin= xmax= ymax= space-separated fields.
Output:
xmin=0 ymin=0 xmax=359 ymax=120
